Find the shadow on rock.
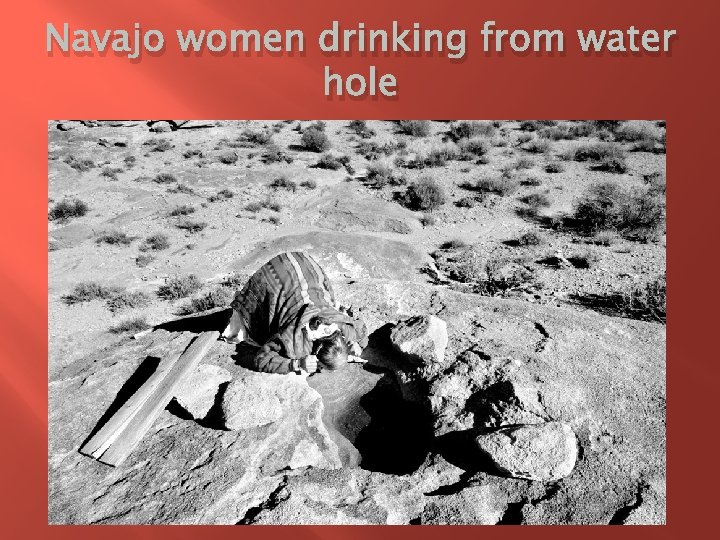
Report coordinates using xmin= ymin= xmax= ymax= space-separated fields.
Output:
xmin=154 ymin=308 xmax=231 ymax=335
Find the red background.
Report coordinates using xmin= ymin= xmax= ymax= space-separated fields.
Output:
xmin=1 ymin=0 xmax=717 ymax=536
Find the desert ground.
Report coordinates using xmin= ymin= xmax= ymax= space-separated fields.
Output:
xmin=48 ymin=119 xmax=666 ymax=524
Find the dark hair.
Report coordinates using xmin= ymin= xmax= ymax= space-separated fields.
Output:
xmin=312 ymin=330 xmax=348 ymax=371
xmin=308 ymin=315 xmax=332 ymax=331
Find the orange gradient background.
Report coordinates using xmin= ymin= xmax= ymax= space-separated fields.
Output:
xmin=1 ymin=0 xmax=718 ymax=537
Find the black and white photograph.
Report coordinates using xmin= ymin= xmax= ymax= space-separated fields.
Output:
xmin=48 ymin=119 xmax=666 ymax=525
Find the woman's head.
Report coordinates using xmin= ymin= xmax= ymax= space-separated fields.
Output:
xmin=312 ymin=330 xmax=349 ymax=371
xmin=307 ymin=315 xmax=339 ymax=341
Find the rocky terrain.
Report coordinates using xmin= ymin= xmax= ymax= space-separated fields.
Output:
xmin=48 ymin=120 xmax=665 ymax=524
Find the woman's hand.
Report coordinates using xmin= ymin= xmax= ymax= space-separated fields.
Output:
xmin=300 ymin=354 xmax=318 ymax=373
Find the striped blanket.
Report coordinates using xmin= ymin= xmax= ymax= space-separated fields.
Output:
xmin=232 ymin=251 xmax=368 ymax=373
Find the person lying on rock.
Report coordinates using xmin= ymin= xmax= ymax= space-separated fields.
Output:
xmin=221 ymin=251 xmax=368 ymax=375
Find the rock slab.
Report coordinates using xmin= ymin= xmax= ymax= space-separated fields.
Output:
xmin=222 ymin=373 xmax=287 ymax=430
xmin=390 ymin=315 xmax=449 ymax=367
xmin=174 ymin=364 xmax=232 ymax=420
xmin=475 ymin=421 xmax=578 ymax=481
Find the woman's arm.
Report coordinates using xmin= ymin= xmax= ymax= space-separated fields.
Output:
xmin=253 ymin=337 xmax=295 ymax=374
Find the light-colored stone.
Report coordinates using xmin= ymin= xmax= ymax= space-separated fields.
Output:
xmin=222 ymin=374 xmax=285 ymax=430
xmin=390 ymin=315 xmax=449 ymax=367
xmin=173 ymin=364 xmax=232 ymax=420
xmin=475 ymin=421 xmax=578 ymax=481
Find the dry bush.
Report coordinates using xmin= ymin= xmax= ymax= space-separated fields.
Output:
xmin=455 ymin=196 xmax=477 ymax=208
xmin=270 ymin=175 xmax=297 ymax=191
xmin=404 ymin=176 xmax=446 ymax=210
xmin=458 ymin=137 xmax=490 ymax=158
xmin=178 ymin=287 xmax=233 ymax=315
xmin=348 ymin=120 xmax=375 ymax=138
xmin=157 ymin=274 xmax=202 ymax=300
xmin=154 ymin=172 xmax=178 ymax=184
xmin=144 ymin=138 xmax=173 ymax=152
xmin=545 ymin=162 xmax=565 ymax=174
xmin=62 ymin=282 xmax=120 ymax=305
xmin=398 ymin=120 xmax=431 ymax=137
xmin=218 ymin=150 xmax=238 ymax=164
xmin=106 ymin=290 xmax=151 ymax=313
xmin=208 ymin=189 xmax=234 ymax=202
xmin=176 ymin=219 xmax=207 ymax=233
xmin=357 ymin=139 xmax=399 ymax=160
xmin=524 ymin=139 xmax=552 ymax=154
xmin=300 ymin=179 xmax=317 ymax=189
xmin=449 ymin=121 xmax=496 ymax=141
xmin=516 ymin=133 xmax=533 ymax=145
xmin=420 ymin=214 xmax=437 ymax=226
xmin=538 ymin=126 xmax=573 ymax=140
xmin=315 ymin=153 xmax=348 ymax=170
xmin=590 ymin=230 xmax=620 ymax=246
xmin=409 ymin=143 xmax=460 ymax=168
xmin=49 ymin=199 xmax=89 ymax=222
xmin=64 ymin=155 xmax=95 ymax=172
xmin=140 ymin=233 xmax=170 ymax=252
xmin=101 ymin=167 xmax=123 ymax=180
xmin=566 ymin=143 xmax=624 ymax=162
xmin=169 ymin=204 xmax=195 ymax=216
xmin=519 ymin=120 xmax=557 ymax=131
xmin=514 ymin=231 xmax=544 ymax=246
xmin=183 ymin=149 xmax=203 ymax=159
xmin=168 ymin=183 xmax=195 ymax=194
xmin=301 ymin=127 xmax=331 ymax=152
xmin=520 ymin=191 xmax=552 ymax=210
xmin=135 ymin=254 xmax=155 ymax=267
xmin=241 ymin=129 xmax=274 ymax=145
xmin=96 ymin=230 xmax=134 ymax=246
xmin=245 ymin=202 xmax=263 ymax=213
xmin=443 ymin=247 xmax=539 ymax=296
xmin=471 ymin=176 xmax=520 ymax=196
xmin=572 ymin=181 xmax=665 ymax=240
xmin=109 ymin=316 xmax=150 ymax=335
xmin=262 ymin=142 xmax=294 ymax=164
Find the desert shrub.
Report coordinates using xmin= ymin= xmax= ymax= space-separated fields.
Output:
xmin=516 ymin=133 xmax=533 ymax=145
xmin=357 ymin=139 xmax=399 ymax=160
xmin=140 ymin=233 xmax=170 ymax=252
xmin=458 ymin=137 xmax=490 ymax=158
xmin=62 ymin=282 xmax=120 ymax=305
xmin=519 ymin=120 xmax=557 ymax=131
xmin=591 ymin=230 xmax=619 ymax=246
xmin=109 ymin=316 xmax=150 ymax=335
xmin=262 ymin=142 xmax=293 ymax=164
xmin=267 ymin=215 xmax=281 ymax=225
xmin=168 ymin=183 xmax=195 ymax=194
xmin=157 ymin=274 xmax=202 ymax=300
xmin=567 ymin=249 xmax=600 ymax=269
xmin=567 ymin=122 xmax=595 ymax=138
xmin=398 ymin=120 xmax=431 ymax=137
xmin=154 ymin=172 xmax=178 ymax=184
xmin=538 ymin=126 xmax=572 ymax=140
xmin=208 ymin=189 xmax=234 ymax=202
xmin=183 ymin=148 xmax=203 ymax=159
xmin=514 ymin=156 xmax=536 ymax=170
xmin=643 ymin=172 xmax=666 ymax=195
xmin=176 ymin=219 xmax=207 ymax=233
xmin=545 ymin=162 xmax=565 ymax=174
xmin=411 ymin=143 xmax=459 ymax=168
xmin=241 ymin=129 xmax=274 ymax=145
xmin=456 ymin=196 xmax=477 ymax=208
xmin=619 ymin=274 xmax=666 ymax=322
xmin=64 ymin=155 xmax=96 ymax=172
xmin=169 ymin=204 xmax=195 ymax=216
xmin=262 ymin=199 xmax=283 ymax=212
xmin=245 ymin=202 xmax=263 ymax=212
xmin=106 ymin=290 xmax=151 ymax=313
xmin=178 ymin=287 xmax=233 ymax=315
xmin=449 ymin=121 xmax=496 ymax=141
xmin=144 ymin=138 xmax=173 ymax=152
xmin=514 ymin=231 xmax=544 ymax=246
xmin=301 ymin=127 xmax=331 ymax=152
xmin=300 ymin=179 xmax=317 ymax=189
xmin=572 ymin=181 xmax=665 ymax=239
xmin=366 ymin=162 xmax=395 ymax=186
xmin=519 ymin=175 xmax=543 ymax=187
xmin=315 ymin=153 xmax=347 ymax=170
xmin=520 ymin=191 xmax=551 ymax=210
xmin=524 ymin=139 xmax=552 ymax=154
xmin=614 ymin=123 xmax=657 ymax=143
xmin=420 ymin=214 xmax=437 ymax=227
xmin=594 ymin=155 xmax=628 ymax=173
xmin=49 ymin=198 xmax=89 ymax=222
xmin=404 ymin=176 xmax=446 ymax=211
xmin=567 ymin=143 xmax=624 ymax=162
xmin=96 ymin=230 xmax=134 ymax=245
xmin=592 ymin=121 xmax=622 ymax=132
xmin=448 ymin=248 xmax=539 ymax=296
xmin=439 ymin=239 xmax=467 ymax=250
xmin=218 ymin=150 xmax=238 ymax=164
xmin=135 ymin=254 xmax=155 ymax=267
xmin=101 ymin=166 xmax=123 ymax=180
xmin=472 ymin=176 xmax=519 ymax=196
xmin=270 ymin=175 xmax=297 ymax=191
xmin=348 ymin=120 xmax=375 ymax=138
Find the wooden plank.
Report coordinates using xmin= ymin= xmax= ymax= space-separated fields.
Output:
xmin=80 ymin=332 xmax=195 ymax=459
xmin=96 ymin=331 xmax=219 ymax=466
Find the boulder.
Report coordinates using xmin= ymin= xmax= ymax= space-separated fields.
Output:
xmin=221 ymin=373 xmax=285 ymax=430
xmin=475 ymin=421 xmax=578 ymax=481
xmin=173 ymin=364 xmax=232 ymax=420
xmin=390 ymin=315 xmax=448 ymax=367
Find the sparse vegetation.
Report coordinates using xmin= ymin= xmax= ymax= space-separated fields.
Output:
xmin=135 ymin=254 xmax=155 ymax=267
xmin=49 ymin=198 xmax=89 ymax=223
xmin=301 ymin=127 xmax=331 ymax=152
xmin=168 ymin=183 xmax=195 ymax=194
xmin=62 ymin=282 xmax=120 ymax=305
xmin=262 ymin=142 xmax=294 ymax=164
xmin=469 ymin=176 xmax=520 ymax=197
xmin=109 ymin=316 xmax=150 ymax=335
xmin=348 ymin=120 xmax=375 ymax=138
xmin=513 ymin=231 xmax=544 ymax=246
xmin=398 ymin=120 xmax=431 ymax=137
xmin=178 ymin=287 xmax=233 ymax=315
xmin=169 ymin=204 xmax=195 ymax=216
xmin=300 ymin=179 xmax=317 ymax=189
xmin=545 ymin=162 xmax=565 ymax=174
xmin=524 ymin=138 xmax=552 ymax=154
xmin=144 ymin=138 xmax=173 ymax=152
xmin=241 ymin=129 xmax=274 ymax=145
xmin=100 ymin=166 xmax=123 ymax=180
xmin=208 ymin=189 xmax=234 ymax=202
xmin=572 ymin=181 xmax=665 ymax=240
xmin=64 ymin=155 xmax=95 ymax=172
xmin=357 ymin=140 xmax=399 ymax=160
xmin=270 ymin=175 xmax=297 ymax=191
xmin=449 ymin=121 xmax=495 ymax=141
xmin=157 ymin=274 xmax=202 ymax=300
xmin=139 ymin=233 xmax=170 ymax=252
xmin=404 ymin=176 xmax=447 ymax=211
xmin=420 ymin=214 xmax=437 ymax=226
xmin=154 ymin=172 xmax=178 ymax=184
xmin=315 ymin=153 xmax=348 ymax=170
xmin=176 ymin=219 xmax=207 ymax=233
xmin=96 ymin=230 xmax=134 ymax=246
xmin=520 ymin=191 xmax=552 ymax=210
xmin=245 ymin=202 xmax=263 ymax=212
xmin=105 ymin=290 xmax=151 ymax=313
xmin=218 ymin=150 xmax=238 ymax=164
